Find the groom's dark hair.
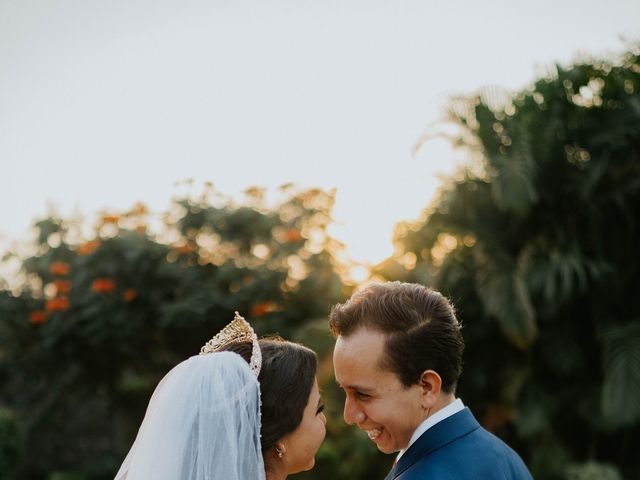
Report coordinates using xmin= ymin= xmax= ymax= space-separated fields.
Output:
xmin=222 ymin=337 xmax=317 ymax=452
xmin=329 ymin=281 xmax=464 ymax=393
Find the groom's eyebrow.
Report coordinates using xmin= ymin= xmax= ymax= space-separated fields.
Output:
xmin=336 ymin=381 xmax=375 ymax=393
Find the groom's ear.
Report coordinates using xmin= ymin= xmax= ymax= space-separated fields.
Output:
xmin=418 ymin=370 xmax=442 ymax=409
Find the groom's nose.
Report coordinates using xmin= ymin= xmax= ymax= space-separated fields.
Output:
xmin=343 ymin=396 xmax=366 ymax=425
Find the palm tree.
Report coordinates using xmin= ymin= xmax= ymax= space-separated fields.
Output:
xmin=384 ymin=46 xmax=640 ymax=479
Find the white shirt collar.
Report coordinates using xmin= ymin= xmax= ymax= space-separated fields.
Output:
xmin=395 ymin=398 xmax=465 ymax=461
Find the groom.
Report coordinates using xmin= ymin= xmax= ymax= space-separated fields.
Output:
xmin=329 ymin=281 xmax=532 ymax=479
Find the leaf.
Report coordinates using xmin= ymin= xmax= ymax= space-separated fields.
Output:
xmin=565 ymin=462 xmax=622 ymax=480
xmin=601 ymin=322 xmax=640 ymax=427
xmin=474 ymin=250 xmax=538 ymax=348
xmin=488 ymin=152 xmax=538 ymax=217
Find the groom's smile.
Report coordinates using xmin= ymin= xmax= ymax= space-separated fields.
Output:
xmin=333 ymin=328 xmax=430 ymax=454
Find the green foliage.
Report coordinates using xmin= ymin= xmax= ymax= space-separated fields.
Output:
xmin=0 ymin=187 xmax=350 ymax=479
xmin=601 ymin=323 xmax=640 ymax=427
xmin=384 ymin=45 xmax=640 ymax=479
xmin=565 ymin=462 xmax=622 ymax=480
xmin=47 ymin=473 xmax=88 ymax=480
xmin=0 ymin=407 xmax=21 ymax=480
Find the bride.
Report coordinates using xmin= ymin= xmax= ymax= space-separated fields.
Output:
xmin=114 ymin=313 xmax=327 ymax=480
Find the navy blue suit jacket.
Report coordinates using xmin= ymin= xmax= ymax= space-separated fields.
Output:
xmin=384 ymin=408 xmax=532 ymax=480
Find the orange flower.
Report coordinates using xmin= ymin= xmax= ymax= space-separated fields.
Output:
xmin=54 ymin=280 xmax=72 ymax=294
xmin=46 ymin=297 xmax=70 ymax=312
xmin=30 ymin=310 xmax=48 ymax=324
xmin=173 ymin=244 xmax=194 ymax=254
xmin=130 ymin=202 xmax=149 ymax=216
xmin=122 ymin=288 xmax=137 ymax=302
xmin=102 ymin=214 xmax=120 ymax=224
xmin=250 ymin=301 xmax=278 ymax=317
xmin=92 ymin=277 xmax=116 ymax=293
xmin=76 ymin=239 xmax=101 ymax=255
xmin=49 ymin=261 xmax=70 ymax=276
xmin=283 ymin=229 xmax=302 ymax=242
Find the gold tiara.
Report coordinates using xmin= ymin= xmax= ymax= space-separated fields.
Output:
xmin=200 ymin=311 xmax=262 ymax=376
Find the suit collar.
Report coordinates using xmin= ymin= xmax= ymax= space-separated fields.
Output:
xmin=385 ymin=407 xmax=480 ymax=480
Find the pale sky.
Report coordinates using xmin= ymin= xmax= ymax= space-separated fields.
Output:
xmin=1 ymin=0 xmax=638 ymax=269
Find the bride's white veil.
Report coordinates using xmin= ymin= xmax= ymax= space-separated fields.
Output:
xmin=114 ymin=351 xmax=265 ymax=480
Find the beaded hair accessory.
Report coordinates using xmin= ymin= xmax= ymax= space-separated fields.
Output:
xmin=200 ymin=311 xmax=262 ymax=377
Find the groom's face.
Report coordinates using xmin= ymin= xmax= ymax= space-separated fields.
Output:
xmin=333 ymin=328 xmax=427 ymax=454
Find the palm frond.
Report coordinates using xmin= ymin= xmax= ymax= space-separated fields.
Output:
xmin=601 ymin=323 xmax=640 ymax=427
xmin=474 ymin=250 xmax=537 ymax=348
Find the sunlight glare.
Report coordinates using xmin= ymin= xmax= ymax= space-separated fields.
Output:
xmin=348 ymin=265 xmax=370 ymax=284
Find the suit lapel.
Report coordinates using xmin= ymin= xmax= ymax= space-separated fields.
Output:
xmin=385 ymin=407 xmax=480 ymax=479
xmin=383 ymin=470 xmax=395 ymax=480
xmin=383 ymin=460 xmax=399 ymax=480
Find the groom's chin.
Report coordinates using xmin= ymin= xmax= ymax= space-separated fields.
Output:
xmin=375 ymin=438 xmax=406 ymax=455
xmin=375 ymin=443 xmax=398 ymax=455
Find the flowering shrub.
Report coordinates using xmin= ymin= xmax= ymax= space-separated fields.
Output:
xmin=0 ymin=186 xmax=349 ymax=478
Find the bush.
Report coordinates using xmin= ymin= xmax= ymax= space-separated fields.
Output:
xmin=0 ymin=186 xmax=349 ymax=478
xmin=0 ymin=406 xmax=21 ymax=480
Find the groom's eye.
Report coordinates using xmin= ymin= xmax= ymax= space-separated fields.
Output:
xmin=355 ymin=392 xmax=370 ymax=400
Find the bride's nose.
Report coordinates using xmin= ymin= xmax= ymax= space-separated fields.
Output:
xmin=319 ymin=411 xmax=327 ymax=425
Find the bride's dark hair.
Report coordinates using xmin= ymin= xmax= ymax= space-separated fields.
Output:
xmin=221 ymin=337 xmax=318 ymax=451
